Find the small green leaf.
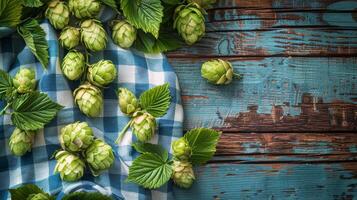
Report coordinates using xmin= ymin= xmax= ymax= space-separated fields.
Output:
xmin=139 ymin=83 xmax=171 ymax=118
xmin=0 ymin=69 xmax=15 ymax=100
xmin=184 ymin=128 xmax=221 ymax=165
xmin=120 ymin=0 xmax=163 ymax=38
xmin=17 ymin=19 xmax=49 ymax=69
xmin=11 ymin=91 xmax=64 ymax=131
xmin=9 ymin=184 xmax=46 ymax=200
xmin=132 ymin=142 xmax=168 ymax=158
xmin=98 ymin=0 xmax=117 ymax=11
xmin=22 ymin=0 xmax=44 ymax=7
xmin=62 ymin=192 xmax=113 ymax=200
xmin=134 ymin=30 xmax=182 ymax=53
xmin=127 ymin=152 xmax=172 ymax=189
xmin=0 ymin=0 xmax=23 ymax=28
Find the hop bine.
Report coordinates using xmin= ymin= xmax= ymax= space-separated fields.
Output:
xmin=117 ymin=88 xmax=140 ymax=116
xmin=111 ymin=20 xmax=137 ymax=48
xmin=45 ymin=0 xmax=70 ymax=30
xmin=73 ymin=83 xmax=103 ymax=117
xmin=59 ymin=121 xmax=94 ymax=152
xmin=61 ymin=50 xmax=86 ymax=80
xmin=174 ymin=3 xmax=206 ymax=45
xmin=69 ymin=0 xmax=102 ymax=19
xmin=172 ymin=160 xmax=195 ymax=188
xmin=131 ymin=112 xmax=157 ymax=142
xmin=13 ymin=68 xmax=36 ymax=94
xmin=201 ymin=59 xmax=241 ymax=85
xmin=80 ymin=19 xmax=107 ymax=52
xmin=54 ymin=150 xmax=85 ymax=182
xmin=87 ymin=60 xmax=117 ymax=87
xmin=84 ymin=139 xmax=114 ymax=176
xmin=172 ymin=137 xmax=191 ymax=161
xmin=9 ymin=128 xmax=35 ymax=156
xmin=59 ymin=26 xmax=80 ymax=49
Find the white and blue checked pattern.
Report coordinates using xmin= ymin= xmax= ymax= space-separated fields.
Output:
xmin=0 ymin=20 xmax=183 ymax=200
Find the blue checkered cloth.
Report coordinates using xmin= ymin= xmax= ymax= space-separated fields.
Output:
xmin=0 ymin=20 xmax=183 ymax=200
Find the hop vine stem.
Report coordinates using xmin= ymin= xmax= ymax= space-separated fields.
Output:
xmin=115 ymin=119 xmax=133 ymax=144
xmin=0 ymin=102 xmax=11 ymax=115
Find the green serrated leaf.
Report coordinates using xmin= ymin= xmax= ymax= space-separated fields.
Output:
xmin=134 ymin=30 xmax=182 ymax=54
xmin=9 ymin=184 xmax=45 ymax=200
xmin=98 ymin=0 xmax=117 ymax=11
xmin=22 ymin=0 xmax=44 ymax=7
xmin=11 ymin=91 xmax=63 ymax=131
xmin=0 ymin=0 xmax=23 ymax=28
xmin=132 ymin=142 xmax=168 ymax=158
xmin=17 ymin=19 xmax=49 ymax=69
xmin=127 ymin=152 xmax=172 ymax=189
xmin=0 ymin=69 xmax=15 ymax=100
xmin=184 ymin=128 xmax=221 ymax=165
xmin=161 ymin=0 xmax=184 ymax=5
xmin=139 ymin=83 xmax=171 ymax=118
xmin=62 ymin=192 xmax=113 ymax=200
xmin=120 ymin=0 xmax=163 ymax=38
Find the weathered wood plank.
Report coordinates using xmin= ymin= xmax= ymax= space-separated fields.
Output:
xmin=174 ymin=162 xmax=357 ymax=200
xmin=215 ymin=132 xmax=357 ymax=156
xmin=168 ymin=28 xmax=357 ymax=57
xmin=170 ymin=57 xmax=357 ymax=131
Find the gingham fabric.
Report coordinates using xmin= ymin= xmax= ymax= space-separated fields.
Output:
xmin=0 ymin=20 xmax=183 ymax=200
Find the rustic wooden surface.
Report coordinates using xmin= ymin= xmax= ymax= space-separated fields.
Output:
xmin=168 ymin=0 xmax=357 ymax=199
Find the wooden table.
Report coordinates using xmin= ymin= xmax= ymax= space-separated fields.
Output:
xmin=168 ymin=0 xmax=357 ymax=199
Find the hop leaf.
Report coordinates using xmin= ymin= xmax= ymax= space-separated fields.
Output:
xmin=0 ymin=0 xmax=23 ymax=28
xmin=62 ymin=192 xmax=113 ymax=200
xmin=139 ymin=83 xmax=171 ymax=118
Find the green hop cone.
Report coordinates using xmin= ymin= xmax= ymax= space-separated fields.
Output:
xmin=13 ymin=68 xmax=36 ymax=93
xmin=54 ymin=150 xmax=85 ymax=182
xmin=87 ymin=60 xmax=117 ymax=87
xmin=131 ymin=112 xmax=157 ymax=142
xmin=172 ymin=160 xmax=195 ymax=188
xmin=61 ymin=50 xmax=86 ymax=80
xmin=187 ymin=0 xmax=216 ymax=8
xmin=73 ymin=83 xmax=103 ymax=117
xmin=9 ymin=128 xmax=35 ymax=156
xmin=80 ymin=19 xmax=107 ymax=52
xmin=201 ymin=59 xmax=241 ymax=85
xmin=172 ymin=137 xmax=191 ymax=160
xmin=84 ymin=139 xmax=114 ymax=176
xmin=68 ymin=0 xmax=102 ymax=19
xmin=173 ymin=3 xmax=206 ymax=45
xmin=27 ymin=193 xmax=51 ymax=200
xmin=45 ymin=0 xmax=70 ymax=30
xmin=59 ymin=26 xmax=80 ymax=49
xmin=118 ymin=88 xmax=140 ymax=116
xmin=59 ymin=121 xmax=94 ymax=152
xmin=111 ymin=20 xmax=137 ymax=48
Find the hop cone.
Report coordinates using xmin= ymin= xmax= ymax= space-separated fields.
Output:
xmin=45 ymin=0 xmax=70 ymax=30
xmin=131 ymin=112 xmax=156 ymax=142
xmin=87 ymin=60 xmax=117 ymax=87
xmin=111 ymin=20 xmax=137 ymax=48
xmin=59 ymin=121 xmax=94 ymax=152
xmin=174 ymin=3 xmax=205 ymax=45
xmin=201 ymin=59 xmax=240 ymax=85
xmin=80 ymin=19 xmax=107 ymax=52
xmin=172 ymin=137 xmax=191 ymax=160
xmin=59 ymin=26 xmax=80 ymax=49
xmin=73 ymin=83 xmax=103 ymax=117
xmin=118 ymin=88 xmax=140 ymax=116
xmin=61 ymin=50 xmax=85 ymax=80
xmin=68 ymin=0 xmax=101 ymax=19
xmin=188 ymin=0 xmax=216 ymax=8
xmin=9 ymin=128 xmax=35 ymax=156
xmin=84 ymin=139 xmax=114 ymax=176
xmin=172 ymin=160 xmax=195 ymax=188
xmin=54 ymin=150 xmax=85 ymax=182
xmin=13 ymin=68 xmax=36 ymax=93
xmin=27 ymin=193 xmax=51 ymax=200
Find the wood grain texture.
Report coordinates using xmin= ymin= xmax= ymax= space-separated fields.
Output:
xmin=172 ymin=57 xmax=357 ymax=131
xmin=173 ymin=163 xmax=357 ymax=200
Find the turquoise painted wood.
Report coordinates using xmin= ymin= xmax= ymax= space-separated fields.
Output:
xmin=170 ymin=0 xmax=357 ymax=199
